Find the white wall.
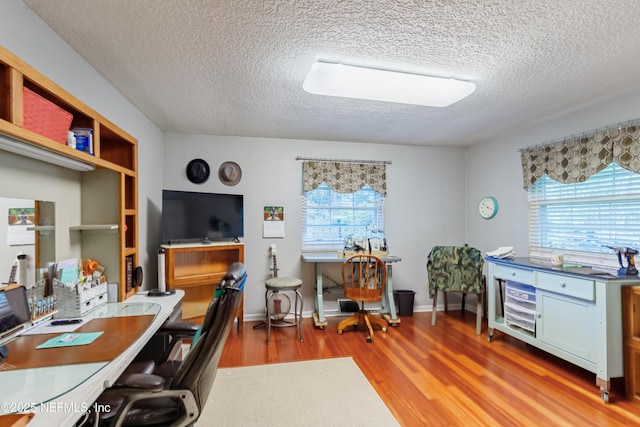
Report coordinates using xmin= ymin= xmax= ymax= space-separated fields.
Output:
xmin=1 ymin=1 xmax=165 ymax=286
xmin=0 ymin=197 xmax=35 ymax=285
xmin=164 ymin=133 xmax=467 ymax=319
xmin=0 ymin=149 xmax=83 ymax=266
xmin=466 ymin=89 xmax=640 ymax=258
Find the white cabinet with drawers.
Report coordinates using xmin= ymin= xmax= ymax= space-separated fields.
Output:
xmin=486 ymin=257 xmax=640 ymax=403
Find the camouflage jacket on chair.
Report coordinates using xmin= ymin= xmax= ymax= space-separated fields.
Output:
xmin=426 ymin=246 xmax=484 ymax=298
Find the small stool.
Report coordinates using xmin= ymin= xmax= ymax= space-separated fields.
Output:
xmin=264 ymin=276 xmax=303 ymax=344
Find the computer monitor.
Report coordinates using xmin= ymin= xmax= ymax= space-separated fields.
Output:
xmin=0 ymin=285 xmax=31 ymax=345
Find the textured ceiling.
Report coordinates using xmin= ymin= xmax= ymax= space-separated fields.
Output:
xmin=22 ymin=0 xmax=640 ymax=147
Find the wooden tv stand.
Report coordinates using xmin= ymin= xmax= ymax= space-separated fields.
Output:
xmin=162 ymin=242 xmax=244 ymax=327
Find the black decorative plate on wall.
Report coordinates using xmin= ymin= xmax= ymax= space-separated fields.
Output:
xmin=186 ymin=158 xmax=210 ymax=184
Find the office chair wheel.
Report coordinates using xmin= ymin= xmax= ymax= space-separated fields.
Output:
xmin=381 ymin=327 xmax=387 ymax=333
xmin=366 ymin=336 xmax=372 ymax=343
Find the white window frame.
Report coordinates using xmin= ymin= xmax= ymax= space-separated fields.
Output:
xmin=528 ymin=162 xmax=640 ymax=270
xmin=302 ymin=183 xmax=385 ymax=252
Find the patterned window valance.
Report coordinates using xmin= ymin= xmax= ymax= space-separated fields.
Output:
xmin=521 ymin=122 xmax=640 ymax=189
xmin=303 ymin=161 xmax=387 ymax=195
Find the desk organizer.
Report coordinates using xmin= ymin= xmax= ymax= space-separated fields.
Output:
xmin=52 ymin=279 xmax=108 ymax=318
xmin=26 ymin=279 xmax=57 ymax=320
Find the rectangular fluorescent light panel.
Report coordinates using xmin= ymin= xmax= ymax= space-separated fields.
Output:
xmin=303 ymin=62 xmax=476 ymax=107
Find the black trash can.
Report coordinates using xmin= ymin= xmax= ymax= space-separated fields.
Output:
xmin=393 ymin=290 xmax=416 ymax=316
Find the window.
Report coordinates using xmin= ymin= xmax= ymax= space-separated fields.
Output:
xmin=528 ymin=162 xmax=640 ymax=264
xmin=302 ymin=183 xmax=384 ymax=251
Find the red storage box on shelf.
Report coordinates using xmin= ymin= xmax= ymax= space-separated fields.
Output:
xmin=23 ymin=87 xmax=73 ymax=144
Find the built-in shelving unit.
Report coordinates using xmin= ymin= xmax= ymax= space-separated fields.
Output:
xmin=162 ymin=243 xmax=244 ymax=326
xmin=0 ymin=45 xmax=138 ymax=301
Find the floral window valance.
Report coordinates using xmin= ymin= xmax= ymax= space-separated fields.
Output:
xmin=521 ymin=123 xmax=640 ymax=189
xmin=302 ymin=161 xmax=387 ymax=195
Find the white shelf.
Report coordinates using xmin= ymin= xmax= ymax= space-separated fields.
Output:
xmin=69 ymin=224 xmax=119 ymax=232
xmin=26 ymin=225 xmax=55 ymax=231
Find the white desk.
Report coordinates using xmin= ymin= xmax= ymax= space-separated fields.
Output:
xmin=302 ymin=253 xmax=402 ymax=328
xmin=0 ymin=290 xmax=183 ymax=426
xmin=486 ymin=257 xmax=639 ymax=402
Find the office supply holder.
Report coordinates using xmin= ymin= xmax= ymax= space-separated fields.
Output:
xmin=52 ymin=278 xmax=108 ymax=318
xmin=26 ymin=279 xmax=57 ymax=321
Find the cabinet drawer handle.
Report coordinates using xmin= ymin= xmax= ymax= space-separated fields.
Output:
xmin=512 ymin=272 xmax=516 ymax=276
xmin=561 ymin=282 xmax=566 ymax=288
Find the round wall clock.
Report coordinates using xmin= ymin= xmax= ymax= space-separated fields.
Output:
xmin=478 ymin=196 xmax=498 ymax=219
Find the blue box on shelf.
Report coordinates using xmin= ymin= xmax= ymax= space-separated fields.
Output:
xmin=71 ymin=127 xmax=93 ymax=155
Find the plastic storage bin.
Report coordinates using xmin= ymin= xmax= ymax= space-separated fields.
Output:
xmin=504 ymin=281 xmax=536 ymax=333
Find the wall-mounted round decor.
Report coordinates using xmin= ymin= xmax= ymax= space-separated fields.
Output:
xmin=218 ymin=161 xmax=242 ymax=186
xmin=186 ymin=158 xmax=210 ymax=184
xmin=478 ymin=196 xmax=498 ymax=219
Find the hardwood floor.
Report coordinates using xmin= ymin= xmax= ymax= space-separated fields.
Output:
xmin=219 ymin=311 xmax=640 ymax=426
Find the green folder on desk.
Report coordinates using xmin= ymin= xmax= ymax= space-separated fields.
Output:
xmin=36 ymin=332 xmax=103 ymax=349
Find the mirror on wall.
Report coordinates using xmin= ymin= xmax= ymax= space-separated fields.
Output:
xmin=0 ymin=197 xmax=55 ymax=286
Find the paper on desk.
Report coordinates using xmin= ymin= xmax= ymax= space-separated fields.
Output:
xmin=55 ymin=258 xmax=80 ymax=283
xmin=21 ymin=319 xmax=85 ymax=335
xmin=36 ymin=332 xmax=103 ymax=349
xmin=486 ymin=246 xmax=516 ymax=259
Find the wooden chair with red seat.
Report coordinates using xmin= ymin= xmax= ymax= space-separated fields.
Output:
xmin=337 ymin=254 xmax=388 ymax=343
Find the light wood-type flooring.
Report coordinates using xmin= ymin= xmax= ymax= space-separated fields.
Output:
xmin=220 ymin=311 xmax=640 ymax=426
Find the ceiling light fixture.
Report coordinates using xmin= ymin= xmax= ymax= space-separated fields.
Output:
xmin=0 ymin=133 xmax=95 ymax=171
xmin=303 ymin=61 xmax=476 ymax=107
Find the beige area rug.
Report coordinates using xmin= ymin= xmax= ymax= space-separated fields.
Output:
xmin=196 ymin=357 xmax=400 ymax=426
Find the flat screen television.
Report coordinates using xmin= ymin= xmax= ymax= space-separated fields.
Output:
xmin=161 ymin=190 xmax=244 ymax=244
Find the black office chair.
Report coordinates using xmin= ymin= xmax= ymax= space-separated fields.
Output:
xmin=84 ymin=262 xmax=247 ymax=427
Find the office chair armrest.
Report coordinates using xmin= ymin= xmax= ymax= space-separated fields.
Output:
xmin=112 ymin=373 xmax=166 ymax=391
xmin=159 ymin=320 xmax=199 ymax=334
xmin=135 ymin=320 xmax=198 ymax=365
